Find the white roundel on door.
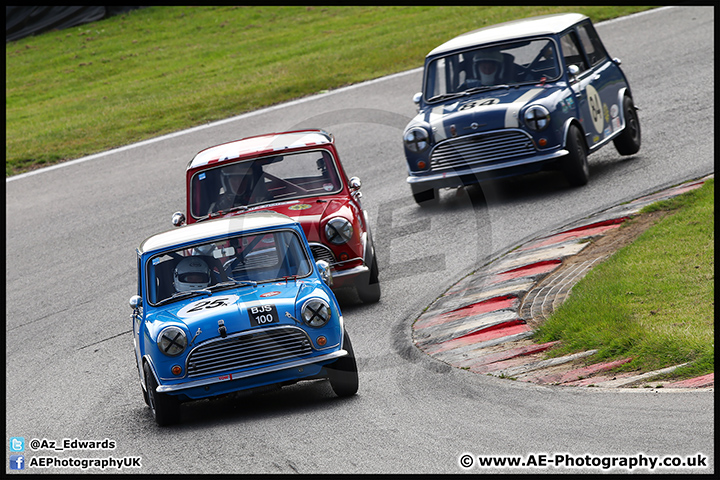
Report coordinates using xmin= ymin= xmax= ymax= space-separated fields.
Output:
xmin=586 ymin=84 xmax=604 ymax=133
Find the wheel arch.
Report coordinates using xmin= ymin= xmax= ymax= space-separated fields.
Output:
xmin=141 ymin=355 xmax=159 ymax=391
xmin=616 ymin=87 xmax=636 ymax=131
xmin=561 ymin=118 xmax=589 ymax=152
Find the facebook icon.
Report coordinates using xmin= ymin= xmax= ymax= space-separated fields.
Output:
xmin=10 ymin=455 xmax=25 ymax=470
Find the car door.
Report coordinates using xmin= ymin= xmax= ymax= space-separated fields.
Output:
xmin=560 ymin=29 xmax=600 ymax=149
xmin=574 ymin=20 xmax=627 ymax=146
xmin=560 ymin=22 xmax=625 ymax=151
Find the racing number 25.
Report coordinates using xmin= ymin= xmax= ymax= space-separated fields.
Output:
xmin=186 ymin=297 xmax=229 ymax=313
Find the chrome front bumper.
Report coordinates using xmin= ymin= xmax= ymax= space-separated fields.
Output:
xmin=156 ymin=349 xmax=348 ymax=394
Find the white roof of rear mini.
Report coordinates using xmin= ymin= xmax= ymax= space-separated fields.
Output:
xmin=428 ymin=13 xmax=587 ymax=57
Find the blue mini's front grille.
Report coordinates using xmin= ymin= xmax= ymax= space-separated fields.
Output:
xmin=186 ymin=326 xmax=313 ymax=378
xmin=430 ymin=130 xmax=536 ymax=171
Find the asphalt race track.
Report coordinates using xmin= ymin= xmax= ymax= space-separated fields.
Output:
xmin=6 ymin=6 xmax=714 ymax=474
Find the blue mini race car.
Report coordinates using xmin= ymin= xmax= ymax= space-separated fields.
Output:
xmin=403 ymin=13 xmax=641 ymax=204
xmin=130 ymin=211 xmax=358 ymax=426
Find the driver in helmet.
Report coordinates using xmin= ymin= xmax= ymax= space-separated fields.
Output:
xmin=209 ymin=161 xmax=266 ymax=214
xmin=174 ymin=257 xmax=211 ymax=292
xmin=473 ymin=50 xmax=504 ymax=85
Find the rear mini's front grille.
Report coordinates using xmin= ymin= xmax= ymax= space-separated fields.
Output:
xmin=186 ymin=326 xmax=313 ymax=378
xmin=309 ymin=243 xmax=336 ymax=264
xmin=430 ymin=130 xmax=536 ymax=171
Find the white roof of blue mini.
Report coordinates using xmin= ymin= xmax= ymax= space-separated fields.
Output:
xmin=428 ymin=13 xmax=588 ymax=57
xmin=139 ymin=211 xmax=298 ymax=255
xmin=188 ymin=130 xmax=333 ymax=169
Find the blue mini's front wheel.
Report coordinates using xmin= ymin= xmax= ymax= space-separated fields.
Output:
xmin=144 ymin=363 xmax=180 ymax=427
xmin=327 ymin=332 xmax=359 ymax=397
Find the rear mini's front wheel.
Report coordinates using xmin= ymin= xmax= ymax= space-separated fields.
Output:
xmin=562 ymin=124 xmax=589 ymax=187
xmin=411 ymin=185 xmax=437 ymax=205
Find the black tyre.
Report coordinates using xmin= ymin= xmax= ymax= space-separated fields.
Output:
xmin=144 ymin=363 xmax=180 ymax=426
xmin=356 ymin=254 xmax=381 ymax=304
xmin=141 ymin=384 xmax=150 ymax=406
xmin=327 ymin=332 xmax=359 ymax=397
xmin=613 ymin=95 xmax=641 ymax=155
xmin=411 ymin=185 xmax=436 ymax=205
xmin=562 ymin=124 xmax=589 ymax=187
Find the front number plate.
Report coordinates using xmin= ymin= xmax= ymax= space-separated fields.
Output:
xmin=249 ymin=304 xmax=279 ymax=326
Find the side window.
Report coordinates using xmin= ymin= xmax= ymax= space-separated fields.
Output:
xmin=136 ymin=254 xmax=142 ymax=297
xmin=560 ymin=31 xmax=588 ymax=73
xmin=576 ymin=22 xmax=608 ymax=67
xmin=432 ymin=58 xmax=448 ymax=96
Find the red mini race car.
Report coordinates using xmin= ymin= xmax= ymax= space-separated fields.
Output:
xmin=171 ymin=130 xmax=380 ymax=304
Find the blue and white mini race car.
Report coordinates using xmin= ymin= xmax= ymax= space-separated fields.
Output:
xmin=130 ymin=211 xmax=358 ymax=426
xmin=403 ymin=13 xmax=641 ymax=204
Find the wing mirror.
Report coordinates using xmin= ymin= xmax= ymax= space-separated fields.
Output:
xmin=315 ymin=260 xmax=333 ymax=286
xmin=129 ymin=295 xmax=143 ymax=310
xmin=349 ymin=176 xmax=362 ymax=191
xmin=567 ymin=64 xmax=580 ymax=81
xmin=171 ymin=211 xmax=186 ymax=227
xmin=349 ymin=176 xmax=362 ymax=199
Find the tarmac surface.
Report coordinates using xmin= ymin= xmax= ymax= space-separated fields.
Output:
xmin=412 ymin=175 xmax=714 ymax=390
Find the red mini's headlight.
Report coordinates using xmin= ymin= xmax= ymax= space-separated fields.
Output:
xmin=325 ymin=218 xmax=353 ymax=245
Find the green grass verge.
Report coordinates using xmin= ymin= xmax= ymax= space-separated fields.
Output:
xmin=6 ymin=6 xmax=656 ymax=176
xmin=533 ymin=179 xmax=714 ymax=380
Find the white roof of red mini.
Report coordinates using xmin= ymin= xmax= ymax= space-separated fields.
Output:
xmin=139 ymin=211 xmax=298 ymax=255
xmin=188 ymin=130 xmax=333 ymax=169
xmin=428 ymin=13 xmax=587 ymax=57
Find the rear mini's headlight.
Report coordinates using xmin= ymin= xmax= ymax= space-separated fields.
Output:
xmin=524 ymin=105 xmax=550 ymax=131
xmin=301 ymin=299 xmax=332 ymax=328
xmin=404 ymin=127 xmax=430 ymax=153
xmin=325 ymin=218 xmax=353 ymax=245
xmin=157 ymin=326 xmax=187 ymax=357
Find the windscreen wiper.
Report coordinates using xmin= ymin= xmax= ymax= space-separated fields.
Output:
xmin=196 ymin=205 xmax=249 ymax=223
xmin=463 ymin=85 xmax=510 ymax=95
xmin=156 ymin=289 xmax=212 ymax=306
xmin=427 ymin=92 xmax=465 ymax=103
xmin=207 ymin=279 xmax=258 ymax=291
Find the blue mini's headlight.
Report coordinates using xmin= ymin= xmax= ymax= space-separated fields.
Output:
xmin=157 ymin=326 xmax=187 ymax=356
xmin=301 ymin=299 xmax=332 ymax=328
xmin=404 ymin=127 xmax=430 ymax=153
xmin=524 ymin=105 xmax=551 ymax=131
